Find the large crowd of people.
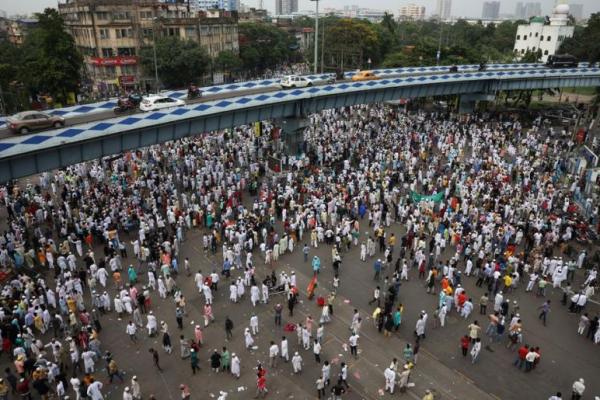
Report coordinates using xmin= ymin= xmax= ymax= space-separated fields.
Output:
xmin=0 ymin=103 xmax=598 ymax=400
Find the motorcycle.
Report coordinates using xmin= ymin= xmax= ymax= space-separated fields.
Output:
xmin=449 ymin=65 xmax=458 ymax=73
xmin=187 ymin=85 xmax=202 ymax=100
xmin=113 ymin=97 xmax=136 ymax=114
xmin=478 ymin=62 xmax=487 ymax=72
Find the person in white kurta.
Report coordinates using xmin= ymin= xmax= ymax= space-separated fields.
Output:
xmin=250 ymin=314 xmax=259 ymax=335
xmin=261 ymin=283 xmax=269 ymax=304
xmin=291 ymin=352 xmax=303 ymax=373
xmin=231 ymin=353 xmax=241 ymax=378
xmin=281 ymin=337 xmax=289 ymax=361
xmin=229 ymin=283 xmax=238 ymax=303
xmin=384 ymin=367 xmax=396 ymax=394
xmin=244 ymin=329 xmax=254 ymax=349
xmin=250 ymin=285 xmax=260 ymax=307
xmin=86 ymin=380 xmax=103 ymax=400
xmin=114 ymin=295 xmax=124 ymax=317
xmin=146 ymin=312 xmax=157 ymax=336
xmin=157 ymin=278 xmax=167 ymax=299
xmin=236 ymin=278 xmax=245 ymax=298
xmin=82 ymin=350 xmax=96 ymax=373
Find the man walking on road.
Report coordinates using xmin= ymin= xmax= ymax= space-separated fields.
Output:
xmin=538 ymin=300 xmax=551 ymax=326
xmin=149 ymin=348 xmax=162 ymax=372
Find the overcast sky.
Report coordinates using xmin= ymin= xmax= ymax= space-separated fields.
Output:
xmin=1 ymin=0 xmax=599 ymax=19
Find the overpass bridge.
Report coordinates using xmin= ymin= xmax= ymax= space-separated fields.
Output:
xmin=0 ymin=65 xmax=599 ymax=182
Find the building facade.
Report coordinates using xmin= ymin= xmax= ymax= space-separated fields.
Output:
xmin=482 ymin=1 xmax=500 ymax=20
xmin=191 ymin=0 xmax=240 ymax=12
xmin=398 ymin=4 xmax=426 ymax=21
xmin=515 ymin=2 xmax=542 ymax=20
xmin=513 ymin=4 xmax=574 ymax=62
xmin=275 ymin=0 xmax=298 ymax=16
xmin=434 ymin=0 xmax=451 ymax=20
xmin=58 ymin=0 xmax=239 ymax=93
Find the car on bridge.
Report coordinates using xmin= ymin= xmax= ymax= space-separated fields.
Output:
xmin=279 ymin=75 xmax=313 ymax=89
xmin=140 ymin=95 xmax=186 ymax=112
xmin=6 ymin=111 xmax=65 ymax=135
xmin=351 ymin=70 xmax=379 ymax=81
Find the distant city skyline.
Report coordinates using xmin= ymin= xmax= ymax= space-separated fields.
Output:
xmin=0 ymin=0 xmax=599 ymax=19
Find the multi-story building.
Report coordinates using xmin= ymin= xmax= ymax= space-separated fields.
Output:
xmin=482 ymin=1 xmax=500 ymax=20
xmin=434 ymin=0 xmax=451 ymax=20
xmin=58 ymin=0 xmax=239 ymax=93
xmin=398 ymin=4 xmax=426 ymax=21
xmin=275 ymin=0 xmax=298 ymax=16
xmin=191 ymin=0 xmax=240 ymax=12
xmin=513 ymin=3 xmax=574 ymax=62
xmin=515 ymin=2 xmax=542 ymax=20
xmin=0 ymin=17 xmax=37 ymax=45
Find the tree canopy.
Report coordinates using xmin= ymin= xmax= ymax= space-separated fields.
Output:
xmin=19 ymin=8 xmax=83 ymax=103
xmin=238 ymin=23 xmax=299 ymax=74
xmin=560 ymin=13 xmax=600 ymax=64
xmin=139 ymin=36 xmax=210 ymax=89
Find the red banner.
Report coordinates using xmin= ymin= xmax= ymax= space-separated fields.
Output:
xmin=90 ymin=56 xmax=138 ymax=66
xmin=119 ymin=75 xmax=136 ymax=85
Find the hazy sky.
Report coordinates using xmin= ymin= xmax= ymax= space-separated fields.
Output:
xmin=1 ymin=0 xmax=599 ymax=19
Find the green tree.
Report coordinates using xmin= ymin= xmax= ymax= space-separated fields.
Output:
xmin=19 ymin=8 xmax=83 ymax=104
xmin=324 ymin=19 xmax=379 ymax=70
xmin=238 ymin=23 xmax=299 ymax=74
xmin=0 ymin=41 xmax=27 ymax=113
xmin=140 ymin=36 xmax=210 ymax=89
xmin=215 ymin=50 xmax=242 ymax=81
xmin=560 ymin=13 xmax=600 ymax=64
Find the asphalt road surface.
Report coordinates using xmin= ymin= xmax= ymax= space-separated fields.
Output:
xmin=1 ymin=210 xmax=597 ymax=400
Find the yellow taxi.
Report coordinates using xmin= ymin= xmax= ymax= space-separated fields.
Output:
xmin=351 ymin=70 xmax=379 ymax=81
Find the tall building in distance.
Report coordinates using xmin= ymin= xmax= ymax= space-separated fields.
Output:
xmin=398 ymin=4 xmax=426 ymax=20
xmin=569 ymin=3 xmax=584 ymax=20
xmin=275 ymin=0 xmax=298 ymax=16
xmin=482 ymin=1 xmax=500 ymax=20
xmin=514 ymin=3 xmax=574 ymax=62
xmin=435 ymin=0 xmax=452 ymax=20
xmin=515 ymin=2 xmax=542 ymax=19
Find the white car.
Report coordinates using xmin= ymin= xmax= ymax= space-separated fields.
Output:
xmin=139 ymin=95 xmax=186 ymax=112
xmin=279 ymin=75 xmax=312 ymax=89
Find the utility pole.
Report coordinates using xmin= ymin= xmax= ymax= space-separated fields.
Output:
xmin=152 ymin=18 xmax=160 ymax=93
xmin=311 ymin=0 xmax=319 ymax=74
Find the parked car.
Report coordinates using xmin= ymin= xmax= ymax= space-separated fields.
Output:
xmin=6 ymin=111 xmax=65 ymax=135
xmin=139 ymin=95 xmax=185 ymax=112
xmin=351 ymin=70 xmax=379 ymax=81
xmin=279 ymin=75 xmax=312 ymax=89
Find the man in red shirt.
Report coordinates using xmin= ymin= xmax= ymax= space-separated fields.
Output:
xmin=460 ymin=335 xmax=470 ymax=357
xmin=513 ymin=344 xmax=529 ymax=369
xmin=255 ymin=375 xmax=267 ymax=398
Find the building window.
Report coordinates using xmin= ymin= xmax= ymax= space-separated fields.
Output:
xmin=101 ymin=48 xmax=114 ymax=57
xmin=120 ymin=64 xmax=136 ymax=75
xmin=163 ymin=27 xmax=180 ymax=37
xmin=521 ymin=49 xmax=525 ymax=54
xmin=113 ymin=12 xmax=131 ymax=20
xmin=115 ymin=28 xmax=132 ymax=39
xmin=516 ymin=35 xmax=521 ymax=40
xmin=103 ymin=66 xmax=117 ymax=78
xmin=96 ymin=12 xmax=109 ymax=20
xmin=547 ymin=36 xmax=551 ymax=41
xmin=185 ymin=26 xmax=196 ymax=38
xmin=534 ymin=32 xmax=538 ymax=37
xmin=117 ymin=47 xmax=136 ymax=56
xmin=99 ymin=28 xmax=110 ymax=39
xmin=544 ymin=50 xmax=549 ymax=55
xmin=531 ymin=47 xmax=536 ymax=51
xmin=139 ymin=11 xmax=153 ymax=19
xmin=142 ymin=28 xmax=153 ymax=38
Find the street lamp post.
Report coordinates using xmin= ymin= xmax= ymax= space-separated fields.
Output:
xmin=152 ymin=18 xmax=160 ymax=94
xmin=311 ymin=0 xmax=319 ymax=74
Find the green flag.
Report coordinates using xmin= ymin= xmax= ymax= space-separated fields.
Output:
xmin=411 ymin=191 xmax=444 ymax=203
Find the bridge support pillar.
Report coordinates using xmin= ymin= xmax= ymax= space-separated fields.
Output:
xmin=458 ymin=93 xmax=496 ymax=113
xmin=278 ymin=116 xmax=307 ymax=156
